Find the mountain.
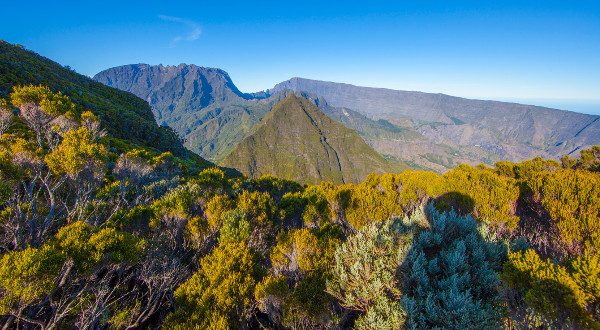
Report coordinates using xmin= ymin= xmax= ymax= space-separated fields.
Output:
xmin=268 ymin=78 xmax=600 ymax=170
xmin=94 ymin=64 xmax=599 ymax=173
xmin=94 ymin=64 xmax=280 ymax=161
xmin=0 ymin=41 xmax=202 ymax=160
xmin=221 ymin=94 xmax=397 ymax=184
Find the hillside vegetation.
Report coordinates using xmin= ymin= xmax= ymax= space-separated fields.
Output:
xmin=222 ymin=94 xmax=402 ymax=184
xmin=0 ymin=43 xmax=599 ymax=329
xmin=0 ymin=41 xmax=206 ymax=161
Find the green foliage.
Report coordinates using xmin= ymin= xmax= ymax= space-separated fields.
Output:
xmin=324 ymin=211 xmax=427 ymax=329
xmin=271 ymin=228 xmax=323 ymax=274
xmin=11 ymin=84 xmax=77 ymax=118
xmin=55 ymin=221 xmax=145 ymax=269
xmin=342 ymin=171 xmax=445 ymax=229
xmin=0 ymin=41 xmax=202 ymax=159
xmin=0 ymin=58 xmax=597 ymax=329
xmin=45 ymin=126 xmax=108 ymax=177
xmin=354 ymin=296 xmax=405 ymax=330
xmin=0 ymin=221 xmax=144 ymax=316
xmin=502 ymin=249 xmax=600 ymax=328
xmin=151 ymin=182 xmax=201 ymax=221
xmin=194 ymin=167 xmax=230 ymax=193
xmin=205 ymin=194 xmax=235 ymax=230
xmin=219 ymin=209 xmax=251 ymax=243
xmin=443 ymin=164 xmax=519 ymax=231
xmin=0 ymin=245 xmax=64 ymax=314
xmin=525 ymin=169 xmax=600 ymax=254
xmin=401 ymin=206 xmax=506 ymax=329
xmin=237 ymin=189 xmax=276 ymax=225
xmin=165 ymin=242 xmax=263 ymax=329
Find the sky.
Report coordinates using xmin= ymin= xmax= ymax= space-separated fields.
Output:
xmin=1 ymin=0 xmax=599 ymax=114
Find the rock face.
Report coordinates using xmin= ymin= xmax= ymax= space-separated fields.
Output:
xmin=269 ymin=78 xmax=600 ymax=170
xmin=221 ymin=94 xmax=396 ymax=184
xmin=94 ymin=64 xmax=279 ymax=161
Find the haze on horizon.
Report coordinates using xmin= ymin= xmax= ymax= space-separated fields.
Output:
xmin=1 ymin=0 xmax=599 ymax=114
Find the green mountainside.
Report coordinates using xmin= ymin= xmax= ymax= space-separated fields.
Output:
xmin=0 ymin=41 xmax=205 ymax=162
xmin=221 ymin=94 xmax=400 ymax=184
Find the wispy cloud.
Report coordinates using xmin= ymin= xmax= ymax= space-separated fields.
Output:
xmin=159 ymin=15 xmax=201 ymax=46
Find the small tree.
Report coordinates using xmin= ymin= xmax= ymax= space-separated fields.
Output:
xmin=11 ymin=85 xmax=77 ymax=149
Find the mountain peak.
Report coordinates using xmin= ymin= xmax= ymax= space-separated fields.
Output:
xmin=94 ymin=63 xmax=250 ymax=118
xmin=221 ymin=94 xmax=395 ymax=184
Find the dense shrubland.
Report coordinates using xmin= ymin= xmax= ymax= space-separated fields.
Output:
xmin=0 ymin=84 xmax=598 ymax=329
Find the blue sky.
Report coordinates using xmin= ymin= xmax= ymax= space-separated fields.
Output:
xmin=2 ymin=0 xmax=599 ymax=114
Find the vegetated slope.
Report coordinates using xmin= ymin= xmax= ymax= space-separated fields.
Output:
xmin=0 ymin=41 xmax=201 ymax=159
xmin=94 ymin=64 xmax=282 ymax=161
xmin=269 ymin=77 xmax=600 ymax=171
xmin=221 ymin=94 xmax=398 ymax=184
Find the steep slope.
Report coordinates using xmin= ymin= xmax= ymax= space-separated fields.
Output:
xmin=221 ymin=94 xmax=396 ymax=184
xmin=269 ymin=77 xmax=600 ymax=169
xmin=94 ymin=64 xmax=279 ymax=161
xmin=0 ymin=41 xmax=198 ymax=159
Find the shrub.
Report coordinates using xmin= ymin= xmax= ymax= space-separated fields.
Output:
xmin=401 ymin=206 xmax=506 ymax=329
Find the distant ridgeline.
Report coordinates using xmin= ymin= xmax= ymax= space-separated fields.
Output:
xmin=0 ymin=40 xmax=599 ymax=329
xmin=96 ymin=64 xmax=600 ymax=175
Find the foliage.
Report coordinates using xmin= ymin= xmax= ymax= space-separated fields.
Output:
xmin=502 ymin=249 xmax=600 ymax=329
xmin=10 ymin=84 xmax=77 ymax=118
xmin=401 ymin=206 xmax=506 ymax=329
xmin=219 ymin=209 xmax=251 ymax=243
xmin=327 ymin=216 xmax=415 ymax=313
xmin=165 ymin=242 xmax=263 ymax=329
xmin=0 ymin=41 xmax=202 ymax=159
xmin=0 ymin=46 xmax=598 ymax=328
xmin=45 ymin=126 xmax=108 ymax=178
xmin=442 ymin=164 xmax=520 ymax=232
xmin=354 ymin=296 xmax=405 ymax=330
xmin=525 ymin=169 xmax=600 ymax=254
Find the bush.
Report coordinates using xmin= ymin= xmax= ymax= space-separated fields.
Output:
xmin=401 ymin=206 xmax=506 ymax=329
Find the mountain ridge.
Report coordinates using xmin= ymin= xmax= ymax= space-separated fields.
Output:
xmin=94 ymin=64 xmax=600 ymax=173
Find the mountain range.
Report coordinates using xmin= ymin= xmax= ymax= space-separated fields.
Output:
xmin=94 ymin=64 xmax=600 ymax=177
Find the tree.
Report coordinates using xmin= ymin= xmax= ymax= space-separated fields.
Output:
xmin=443 ymin=164 xmax=519 ymax=233
xmin=10 ymin=85 xmax=77 ymax=149
xmin=219 ymin=209 xmax=251 ymax=243
xmin=256 ymin=226 xmax=342 ymax=329
xmin=45 ymin=126 xmax=108 ymax=180
xmin=0 ymin=221 xmax=145 ymax=328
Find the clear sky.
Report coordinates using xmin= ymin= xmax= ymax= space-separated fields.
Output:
xmin=2 ymin=0 xmax=599 ymax=114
